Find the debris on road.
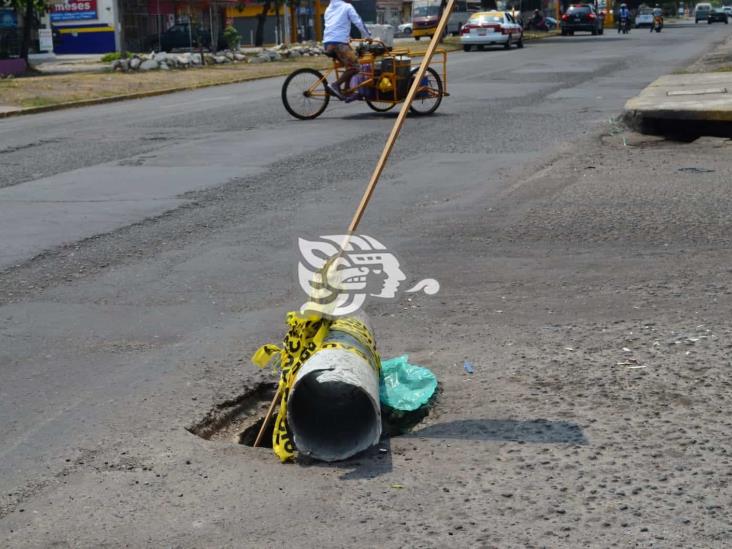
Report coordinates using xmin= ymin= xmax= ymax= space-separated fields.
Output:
xmin=380 ymin=355 xmax=439 ymax=410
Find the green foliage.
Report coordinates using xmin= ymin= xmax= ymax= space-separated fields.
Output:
xmin=0 ymin=0 xmax=45 ymax=14
xmin=101 ymin=51 xmax=132 ymax=63
xmin=223 ymin=25 xmax=241 ymax=50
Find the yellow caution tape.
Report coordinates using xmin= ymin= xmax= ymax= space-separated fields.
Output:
xmin=253 ymin=312 xmax=329 ymax=462
xmin=252 ymin=313 xmax=380 ymax=463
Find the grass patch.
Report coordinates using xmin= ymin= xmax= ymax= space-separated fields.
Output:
xmin=712 ymin=65 xmax=732 ymax=72
xmin=19 ymin=96 xmax=60 ymax=108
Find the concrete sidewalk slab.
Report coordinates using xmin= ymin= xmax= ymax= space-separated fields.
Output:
xmin=625 ymin=72 xmax=732 ymax=123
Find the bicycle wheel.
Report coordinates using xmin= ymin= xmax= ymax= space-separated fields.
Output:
xmin=365 ymin=99 xmax=396 ymax=112
xmin=281 ymin=68 xmax=330 ymax=120
xmin=408 ymin=67 xmax=443 ymax=116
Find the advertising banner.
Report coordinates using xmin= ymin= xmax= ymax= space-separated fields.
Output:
xmin=51 ymin=0 xmax=98 ymax=22
xmin=0 ymin=8 xmax=18 ymax=28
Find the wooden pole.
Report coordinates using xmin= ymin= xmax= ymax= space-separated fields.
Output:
xmin=347 ymin=0 xmax=456 ymax=233
xmin=253 ymin=387 xmax=281 ymax=448
xmin=254 ymin=0 xmax=456 ymax=449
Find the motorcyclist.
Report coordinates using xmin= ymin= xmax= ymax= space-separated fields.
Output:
xmin=652 ymin=3 xmax=663 ymax=32
xmin=618 ymin=3 xmax=630 ymax=33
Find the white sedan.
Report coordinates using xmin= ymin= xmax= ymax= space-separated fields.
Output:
xmin=635 ymin=7 xmax=654 ymax=27
xmin=460 ymin=11 xmax=524 ymax=51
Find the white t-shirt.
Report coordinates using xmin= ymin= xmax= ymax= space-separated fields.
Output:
xmin=323 ymin=0 xmax=370 ymax=43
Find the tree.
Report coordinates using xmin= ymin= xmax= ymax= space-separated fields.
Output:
xmin=1 ymin=0 xmax=45 ymax=63
xmin=254 ymin=0 xmax=273 ymax=46
xmin=253 ymin=0 xmax=300 ymax=47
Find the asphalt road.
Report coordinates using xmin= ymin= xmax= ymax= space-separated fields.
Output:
xmin=1 ymin=24 xmax=731 ymax=547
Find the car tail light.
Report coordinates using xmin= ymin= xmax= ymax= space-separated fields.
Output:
xmin=588 ymin=12 xmax=596 ymax=19
xmin=460 ymin=24 xmax=473 ymax=34
xmin=561 ymin=14 xmax=569 ymax=20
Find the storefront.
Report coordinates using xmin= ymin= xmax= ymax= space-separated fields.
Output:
xmin=50 ymin=0 xmax=118 ymax=54
xmin=1 ymin=6 xmax=53 ymax=72
xmin=0 ymin=7 xmax=19 ymax=58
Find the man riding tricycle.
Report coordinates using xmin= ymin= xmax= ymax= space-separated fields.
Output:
xmin=281 ymin=39 xmax=448 ymax=120
xmin=281 ymin=0 xmax=447 ymax=120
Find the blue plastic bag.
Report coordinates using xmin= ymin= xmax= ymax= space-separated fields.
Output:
xmin=379 ymin=355 xmax=438 ymax=412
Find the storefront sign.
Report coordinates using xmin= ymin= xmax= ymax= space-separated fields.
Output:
xmin=50 ymin=0 xmax=98 ymax=22
xmin=0 ymin=8 xmax=18 ymax=28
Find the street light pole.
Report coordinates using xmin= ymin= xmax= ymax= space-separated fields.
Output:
xmin=157 ymin=0 xmax=161 ymax=52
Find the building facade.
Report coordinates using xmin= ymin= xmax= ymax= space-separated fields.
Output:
xmin=35 ymin=0 xmax=413 ymax=55
xmin=50 ymin=0 xmax=118 ymax=53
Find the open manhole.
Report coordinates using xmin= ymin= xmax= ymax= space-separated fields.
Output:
xmin=188 ymin=381 xmax=440 ymax=452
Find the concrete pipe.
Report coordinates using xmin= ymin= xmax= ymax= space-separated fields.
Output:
xmin=287 ymin=313 xmax=381 ymax=462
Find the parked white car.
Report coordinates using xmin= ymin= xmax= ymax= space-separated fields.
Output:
xmin=397 ymin=22 xmax=413 ymax=35
xmin=635 ymin=7 xmax=654 ymax=27
xmin=459 ymin=11 xmax=524 ymax=51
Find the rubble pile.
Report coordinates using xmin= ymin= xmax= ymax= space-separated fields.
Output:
xmin=110 ymin=42 xmax=327 ymax=72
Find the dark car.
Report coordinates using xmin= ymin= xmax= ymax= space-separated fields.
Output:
xmin=707 ymin=8 xmax=729 ymax=24
xmin=560 ymin=4 xmax=604 ymax=35
xmin=158 ymin=24 xmax=223 ymax=52
xmin=694 ymin=3 xmax=711 ymax=23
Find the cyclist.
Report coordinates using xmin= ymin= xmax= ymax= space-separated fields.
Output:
xmin=322 ymin=0 xmax=372 ymax=100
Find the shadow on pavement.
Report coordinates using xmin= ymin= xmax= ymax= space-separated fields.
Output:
xmin=407 ymin=418 xmax=588 ymax=445
xmin=541 ymin=35 xmax=627 ymax=43
xmin=298 ymin=418 xmax=586 ymax=480
xmin=299 ymin=438 xmax=394 ymax=480
xmin=334 ymin=111 xmax=450 ymax=121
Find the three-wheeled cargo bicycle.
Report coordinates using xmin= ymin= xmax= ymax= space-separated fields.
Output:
xmin=281 ymin=39 xmax=449 ymax=120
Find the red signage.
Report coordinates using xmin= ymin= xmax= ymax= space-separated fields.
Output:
xmin=51 ymin=0 xmax=98 ymax=22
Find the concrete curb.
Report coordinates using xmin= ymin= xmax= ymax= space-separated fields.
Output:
xmin=623 ymin=72 xmax=732 ymax=136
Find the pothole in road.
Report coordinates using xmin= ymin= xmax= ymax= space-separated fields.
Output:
xmin=187 ymin=382 xmax=277 ymax=449
xmin=188 ymin=382 xmax=439 ymax=451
